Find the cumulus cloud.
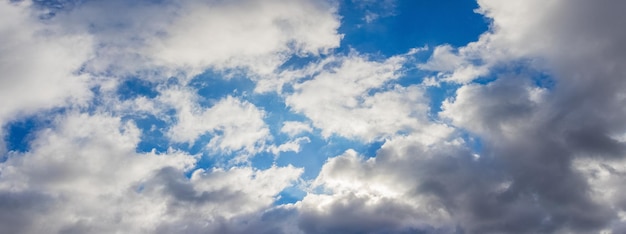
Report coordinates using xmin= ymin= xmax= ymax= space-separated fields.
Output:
xmin=3 ymin=0 xmax=626 ymax=233
xmin=49 ymin=0 xmax=341 ymax=78
xmin=285 ymin=53 xmax=433 ymax=141
xmin=286 ymin=0 xmax=626 ymax=233
xmin=281 ymin=121 xmax=313 ymax=137
xmin=296 ymin=134 xmax=465 ymax=233
xmin=0 ymin=1 xmax=332 ymax=232
xmin=0 ymin=1 xmax=93 ymax=126
xmin=162 ymin=87 xmax=270 ymax=157
xmin=0 ymin=112 xmax=302 ymax=233
xmin=418 ymin=0 xmax=626 ymax=232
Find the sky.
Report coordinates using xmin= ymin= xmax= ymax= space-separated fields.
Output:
xmin=1 ymin=0 xmax=626 ymax=233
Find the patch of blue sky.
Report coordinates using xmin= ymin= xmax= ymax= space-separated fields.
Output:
xmin=425 ymin=82 xmax=462 ymax=118
xmin=337 ymin=0 xmax=488 ymax=56
xmin=3 ymin=117 xmax=38 ymax=154
xmin=532 ymin=72 xmax=556 ymax=91
xmin=121 ymin=113 xmax=170 ymax=154
xmin=116 ymin=78 xmax=159 ymax=101
xmin=274 ymin=185 xmax=307 ymax=205
xmin=469 ymin=59 xmax=556 ymax=90
xmin=384 ymin=63 xmax=457 ymax=120
xmin=274 ymin=133 xmax=386 ymax=180
xmin=185 ymin=151 xmax=218 ymax=178
xmin=273 ymin=134 xmax=325 ymax=180
xmin=190 ymin=71 xmax=312 ymax=166
xmin=270 ymin=135 xmax=386 ymax=205
xmin=191 ymin=70 xmax=256 ymax=107
xmin=111 ymin=77 xmax=172 ymax=155
xmin=249 ymin=93 xmax=307 ymax=133
xmin=176 ymin=132 xmax=227 ymax=178
xmin=83 ymin=85 xmax=107 ymax=114
xmin=246 ymin=0 xmax=492 ymax=185
xmin=504 ymin=59 xmax=556 ymax=90
xmin=458 ymin=130 xmax=484 ymax=156
xmin=249 ymin=151 xmax=275 ymax=170
xmin=246 ymin=92 xmax=318 ymax=171
xmin=32 ymin=0 xmax=81 ymax=19
xmin=278 ymin=53 xmax=325 ymax=71
xmin=2 ymin=108 xmax=65 ymax=156
xmin=334 ymin=0 xmax=491 ymax=131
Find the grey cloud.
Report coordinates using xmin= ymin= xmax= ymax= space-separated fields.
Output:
xmin=440 ymin=77 xmax=616 ymax=233
xmin=298 ymin=194 xmax=426 ymax=234
xmin=426 ymin=0 xmax=626 ymax=232
xmin=4 ymin=0 xmax=626 ymax=233
xmin=292 ymin=0 xmax=626 ymax=232
xmin=43 ymin=0 xmax=341 ymax=78
xmin=0 ymin=191 xmax=52 ymax=234
xmin=146 ymin=166 xmax=247 ymax=206
xmin=153 ymin=206 xmax=301 ymax=234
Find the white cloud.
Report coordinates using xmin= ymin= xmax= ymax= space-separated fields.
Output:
xmin=418 ymin=0 xmax=626 ymax=232
xmin=267 ymin=137 xmax=311 ymax=156
xmin=0 ymin=112 xmax=302 ymax=233
xmin=285 ymin=53 xmax=432 ymax=141
xmin=0 ymin=1 xmax=93 ymax=126
xmin=0 ymin=112 xmax=194 ymax=233
xmin=150 ymin=0 xmax=341 ymax=76
xmin=4 ymin=0 xmax=626 ymax=233
xmin=162 ymin=87 xmax=270 ymax=157
xmin=51 ymin=0 xmax=341 ymax=79
xmin=418 ymin=44 xmax=490 ymax=83
xmin=439 ymin=77 xmax=546 ymax=139
xmin=280 ymin=121 xmax=313 ymax=137
xmin=296 ymin=134 xmax=466 ymax=233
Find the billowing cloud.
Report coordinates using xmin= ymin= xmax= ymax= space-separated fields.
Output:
xmin=281 ymin=121 xmax=313 ymax=137
xmin=0 ymin=112 xmax=301 ymax=233
xmin=163 ymin=87 xmax=271 ymax=157
xmin=290 ymin=0 xmax=626 ymax=233
xmin=0 ymin=1 xmax=93 ymax=127
xmin=51 ymin=0 xmax=341 ymax=78
xmin=285 ymin=53 xmax=433 ymax=141
xmin=2 ymin=0 xmax=626 ymax=233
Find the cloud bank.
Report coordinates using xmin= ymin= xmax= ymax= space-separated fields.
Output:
xmin=2 ymin=0 xmax=626 ymax=233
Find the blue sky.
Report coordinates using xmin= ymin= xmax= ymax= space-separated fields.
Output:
xmin=2 ymin=0 xmax=626 ymax=233
xmin=4 ymin=0 xmax=488 ymax=185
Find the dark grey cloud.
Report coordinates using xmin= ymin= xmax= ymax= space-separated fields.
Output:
xmin=431 ymin=0 xmax=626 ymax=232
xmin=146 ymin=167 xmax=246 ymax=205
xmin=291 ymin=0 xmax=626 ymax=233
xmin=0 ymin=191 xmax=52 ymax=234
xmin=442 ymin=77 xmax=615 ymax=233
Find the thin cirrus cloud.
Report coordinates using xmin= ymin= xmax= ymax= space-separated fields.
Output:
xmin=1 ymin=0 xmax=626 ymax=233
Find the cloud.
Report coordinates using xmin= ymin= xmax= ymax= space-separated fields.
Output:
xmin=296 ymin=136 xmax=465 ymax=233
xmin=0 ymin=112 xmax=302 ymax=234
xmin=351 ymin=0 xmax=397 ymax=24
xmin=416 ymin=0 xmax=626 ymax=232
xmin=267 ymin=137 xmax=311 ymax=156
xmin=285 ymin=53 xmax=433 ymax=142
xmin=3 ymin=0 xmax=626 ymax=233
xmin=149 ymin=0 xmax=341 ymax=76
xmin=280 ymin=121 xmax=313 ymax=137
xmin=49 ymin=0 xmax=341 ymax=78
xmin=276 ymin=0 xmax=626 ymax=233
xmin=163 ymin=87 xmax=270 ymax=158
xmin=418 ymin=44 xmax=490 ymax=83
xmin=0 ymin=1 xmax=93 ymax=126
